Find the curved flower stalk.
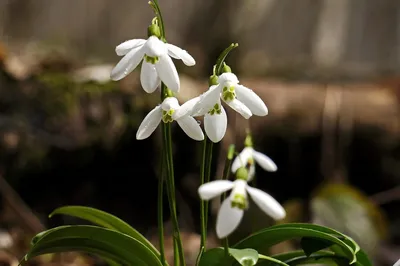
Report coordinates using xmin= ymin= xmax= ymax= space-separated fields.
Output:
xmin=198 ymin=168 xmax=286 ymax=238
xmin=190 ymin=71 xmax=268 ymax=143
xmin=136 ymin=97 xmax=204 ymax=141
xmin=110 ymin=33 xmax=195 ymax=93
xmin=231 ymin=147 xmax=277 ymax=181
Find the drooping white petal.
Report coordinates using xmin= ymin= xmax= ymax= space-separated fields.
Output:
xmin=116 ymin=39 xmax=146 ymax=56
xmin=253 ymin=151 xmax=277 ymax=172
xmin=173 ymin=97 xmax=200 ymax=120
xmin=155 ymin=55 xmax=180 ymax=92
xmin=394 ymin=258 xmax=400 ymax=266
xmin=177 ymin=116 xmax=204 ymax=141
xmin=136 ymin=105 xmax=162 ymax=140
xmin=191 ymin=85 xmax=222 ymax=116
xmin=218 ymin=72 xmax=239 ymax=84
xmin=161 ymin=97 xmax=180 ymax=111
xmin=140 ymin=61 xmax=160 ymax=93
xmin=166 ymin=43 xmax=196 ymax=66
xmin=224 ymin=98 xmax=252 ymax=119
xmin=204 ymin=105 xmax=227 ymax=143
xmin=198 ymin=180 xmax=234 ymax=200
xmin=231 ymin=147 xmax=254 ymax=173
xmin=143 ymin=36 xmax=167 ymax=57
xmin=216 ymin=197 xmax=244 ymax=239
xmin=247 ymin=164 xmax=256 ymax=182
xmin=246 ymin=186 xmax=286 ymax=220
xmin=111 ymin=46 xmax=145 ymax=81
xmin=235 ymin=85 xmax=268 ymax=116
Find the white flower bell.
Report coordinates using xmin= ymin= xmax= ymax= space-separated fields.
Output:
xmin=136 ymin=97 xmax=204 ymax=141
xmin=198 ymin=168 xmax=285 ymax=239
xmin=190 ymin=72 xmax=268 ymax=143
xmin=231 ymin=147 xmax=277 ymax=181
xmin=111 ymin=33 xmax=195 ymax=93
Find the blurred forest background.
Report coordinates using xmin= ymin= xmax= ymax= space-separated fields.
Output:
xmin=0 ymin=0 xmax=400 ymax=265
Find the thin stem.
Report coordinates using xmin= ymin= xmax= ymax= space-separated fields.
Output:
xmin=204 ymin=138 xmax=213 ymax=232
xmin=220 ymin=145 xmax=235 ymax=260
xmin=199 ymin=139 xmax=207 ymax=249
xmin=158 ymin=156 xmax=166 ymax=266
xmin=163 ymin=122 xmax=186 ymax=266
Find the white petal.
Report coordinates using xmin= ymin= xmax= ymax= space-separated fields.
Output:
xmin=247 ymin=164 xmax=256 ymax=182
xmin=177 ymin=116 xmax=204 ymax=141
xmin=136 ymin=106 xmax=162 ymax=140
xmin=173 ymin=97 xmax=200 ymax=120
xmin=198 ymin=180 xmax=234 ymax=200
xmin=140 ymin=61 xmax=160 ymax=93
xmin=116 ymin=39 xmax=146 ymax=56
xmin=235 ymin=85 xmax=268 ymax=116
xmin=246 ymin=186 xmax=286 ymax=220
xmin=161 ymin=97 xmax=180 ymax=111
xmin=231 ymin=147 xmax=254 ymax=173
xmin=110 ymin=46 xmax=144 ymax=81
xmin=218 ymin=72 xmax=239 ymax=84
xmin=216 ymin=197 xmax=244 ymax=239
xmin=204 ymin=105 xmax=227 ymax=143
xmin=143 ymin=36 xmax=167 ymax=57
xmin=224 ymin=98 xmax=252 ymax=119
xmin=394 ymin=258 xmax=400 ymax=266
xmin=155 ymin=55 xmax=180 ymax=92
xmin=191 ymin=85 xmax=222 ymax=116
xmin=253 ymin=151 xmax=277 ymax=172
xmin=166 ymin=43 xmax=196 ymax=66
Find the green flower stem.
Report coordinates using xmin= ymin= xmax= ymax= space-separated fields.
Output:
xmin=204 ymin=138 xmax=213 ymax=232
xmin=199 ymin=139 xmax=207 ymax=249
xmin=158 ymin=152 xmax=166 ymax=266
xmin=221 ymin=145 xmax=235 ymax=258
xmin=152 ymin=1 xmax=185 ymax=265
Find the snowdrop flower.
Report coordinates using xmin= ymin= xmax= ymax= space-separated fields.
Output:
xmin=198 ymin=168 xmax=285 ymax=238
xmin=190 ymin=72 xmax=268 ymax=143
xmin=394 ymin=258 xmax=400 ymax=266
xmin=231 ymin=147 xmax=277 ymax=181
xmin=136 ymin=97 xmax=204 ymax=141
xmin=110 ymin=34 xmax=195 ymax=93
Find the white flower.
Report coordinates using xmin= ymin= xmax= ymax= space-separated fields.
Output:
xmin=110 ymin=36 xmax=195 ymax=93
xmin=136 ymin=97 xmax=204 ymax=141
xmin=394 ymin=258 xmax=400 ymax=266
xmin=231 ymin=147 xmax=277 ymax=180
xmin=190 ymin=72 xmax=268 ymax=143
xmin=198 ymin=179 xmax=285 ymax=239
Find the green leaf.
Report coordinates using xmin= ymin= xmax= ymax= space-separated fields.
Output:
xmin=25 ymin=225 xmax=163 ymax=266
xmin=258 ymin=254 xmax=289 ymax=266
xmin=354 ymin=250 xmax=373 ymax=266
xmin=198 ymin=248 xmax=226 ymax=266
xmin=234 ymin=223 xmax=357 ymax=264
xmin=300 ymin=237 xmax=334 ymax=256
xmin=257 ymin=250 xmax=350 ymax=266
xmin=229 ymin=248 xmax=259 ymax=266
xmin=49 ymin=206 xmax=159 ymax=256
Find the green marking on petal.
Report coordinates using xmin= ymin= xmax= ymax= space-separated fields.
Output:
xmin=162 ymin=109 xmax=175 ymax=123
xmin=207 ymin=103 xmax=222 ymax=115
xmin=144 ymin=55 xmax=159 ymax=64
xmin=222 ymin=86 xmax=236 ymax=101
xmin=231 ymin=193 xmax=247 ymax=210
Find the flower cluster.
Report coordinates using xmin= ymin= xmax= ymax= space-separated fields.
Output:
xmin=110 ymin=19 xmax=285 ymax=240
xmin=110 ymin=24 xmax=268 ymax=143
